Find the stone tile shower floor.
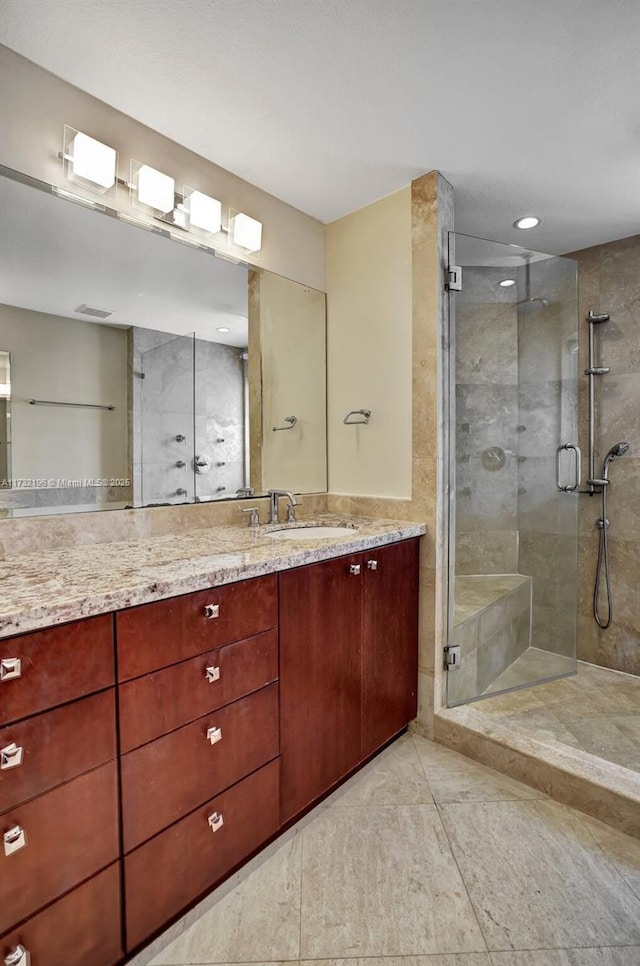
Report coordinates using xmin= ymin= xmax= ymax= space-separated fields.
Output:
xmin=467 ymin=660 xmax=640 ymax=774
xmin=141 ymin=734 xmax=640 ymax=966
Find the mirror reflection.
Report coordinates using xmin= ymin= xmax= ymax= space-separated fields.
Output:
xmin=0 ymin=168 xmax=327 ymax=517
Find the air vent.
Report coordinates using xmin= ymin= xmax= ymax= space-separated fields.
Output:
xmin=74 ymin=303 xmax=114 ymax=319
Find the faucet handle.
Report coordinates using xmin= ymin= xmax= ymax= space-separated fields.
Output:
xmin=286 ymin=503 xmax=297 ymax=523
xmin=242 ymin=507 xmax=260 ymax=528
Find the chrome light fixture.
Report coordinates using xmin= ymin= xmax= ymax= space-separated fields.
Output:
xmin=184 ymin=188 xmax=222 ymax=235
xmin=62 ymin=126 xmax=117 ymax=192
xmin=229 ymin=211 xmax=263 ymax=253
xmin=130 ymin=160 xmax=175 ymax=214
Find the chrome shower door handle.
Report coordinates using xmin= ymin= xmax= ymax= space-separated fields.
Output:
xmin=556 ymin=443 xmax=581 ymax=492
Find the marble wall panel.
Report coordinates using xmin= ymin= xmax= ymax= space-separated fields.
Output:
xmin=570 ymin=234 xmax=640 ymax=676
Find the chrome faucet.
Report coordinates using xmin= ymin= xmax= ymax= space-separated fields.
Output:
xmin=268 ymin=489 xmax=299 ymax=524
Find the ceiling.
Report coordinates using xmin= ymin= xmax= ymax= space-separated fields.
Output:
xmin=1 ymin=0 xmax=639 ymax=254
xmin=0 ymin=173 xmax=249 ymax=346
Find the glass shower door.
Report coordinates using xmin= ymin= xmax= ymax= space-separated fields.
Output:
xmin=446 ymin=232 xmax=579 ymax=706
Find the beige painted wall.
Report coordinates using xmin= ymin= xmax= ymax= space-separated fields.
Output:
xmin=0 ymin=45 xmax=325 ymax=291
xmin=0 ymin=303 xmax=128 ymax=483
xmin=259 ymin=272 xmax=327 ymax=493
xmin=326 ymin=188 xmax=412 ymax=498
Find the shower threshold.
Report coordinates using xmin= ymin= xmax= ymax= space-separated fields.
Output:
xmin=436 ymin=660 xmax=640 ymax=838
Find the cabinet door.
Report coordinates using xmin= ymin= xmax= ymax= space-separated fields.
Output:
xmin=361 ymin=539 xmax=419 ymax=758
xmin=280 ymin=554 xmax=363 ymax=824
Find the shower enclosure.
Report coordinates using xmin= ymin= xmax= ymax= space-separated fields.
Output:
xmin=446 ymin=232 xmax=579 ymax=705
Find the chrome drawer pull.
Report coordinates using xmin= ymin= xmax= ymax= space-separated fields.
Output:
xmin=5 ymin=946 xmax=30 ymax=966
xmin=3 ymin=825 xmax=27 ymax=857
xmin=204 ymin=604 xmax=220 ymax=620
xmin=205 ymin=666 xmax=221 ymax=683
xmin=206 ymin=726 xmax=222 ymax=745
xmin=349 ymin=564 xmax=361 ymax=575
xmin=208 ymin=811 xmax=224 ymax=833
xmin=1 ymin=743 xmax=24 ymax=770
xmin=0 ymin=658 xmax=21 ymax=682
xmin=367 ymin=559 xmax=378 ymax=571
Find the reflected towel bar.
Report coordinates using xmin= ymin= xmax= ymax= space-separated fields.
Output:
xmin=28 ymin=398 xmax=115 ymax=411
xmin=343 ymin=409 xmax=371 ymax=425
xmin=273 ymin=416 xmax=297 ymax=431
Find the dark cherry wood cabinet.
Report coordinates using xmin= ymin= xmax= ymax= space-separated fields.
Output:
xmin=116 ymin=574 xmax=277 ymax=681
xmin=121 ymin=683 xmax=279 ymax=851
xmin=0 ymin=689 xmax=116 ymax=813
xmin=280 ymin=538 xmax=419 ymax=824
xmin=0 ymin=761 xmax=119 ymax=933
xmin=362 ymin=539 xmax=419 ymax=758
xmin=0 ymin=863 xmax=122 ymax=966
xmin=0 ymin=540 xmax=419 ymax=964
xmin=280 ymin=553 xmax=364 ymax=823
xmin=118 ymin=628 xmax=278 ymax=753
xmin=0 ymin=614 xmax=114 ymax=726
xmin=125 ymin=759 xmax=280 ymax=950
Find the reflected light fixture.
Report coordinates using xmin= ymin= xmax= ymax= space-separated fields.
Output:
xmin=499 ymin=278 xmax=516 ymax=287
xmin=132 ymin=161 xmax=175 ymax=213
xmin=217 ymin=326 xmax=231 ymax=333
xmin=514 ymin=215 xmax=540 ymax=230
xmin=185 ymin=189 xmax=222 ymax=234
xmin=63 ymin=126 xmax=117 ymax=191
xmin=230 ymin=211 xmax=263 ymax=253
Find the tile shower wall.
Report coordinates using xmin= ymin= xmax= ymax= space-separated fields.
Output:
xmin=455 ymin=267 xmax=519 ymax=575
xmin=571 ymin=234 xmax=640 ymax=676
xmin=130 ymin=328 xmax=246 ymax=506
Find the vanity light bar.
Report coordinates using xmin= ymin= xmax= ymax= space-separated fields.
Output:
xmin=62 ymin=128 xmax=262 ymax=252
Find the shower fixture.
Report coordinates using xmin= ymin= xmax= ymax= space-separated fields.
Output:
xmin=585 ymin=310 xmax=611 ymax=492
xmin=593 ymin=441 xmax=630 ymax=629
xmin=516 ymin=256 xmax=549 ymax=312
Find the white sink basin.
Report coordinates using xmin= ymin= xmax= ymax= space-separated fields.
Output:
xmin=267 ymin=525 xmax=356 ymax=541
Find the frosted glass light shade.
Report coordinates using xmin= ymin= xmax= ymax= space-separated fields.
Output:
xmin=231 ymin=212 xmax=262 ymax=252
xmin=185 ymin=189 xmax=222 ymax=234
xmin=70 ymin=132 xmax=117 ymax=188
xmin=137 ymin=164 xmax=175 ymax=213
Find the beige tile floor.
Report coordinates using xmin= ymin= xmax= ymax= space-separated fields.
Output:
xmin=144 ymin=735 xmax=640 ymax=966
xmin=474 ymin=660 xmax=640 ymax=773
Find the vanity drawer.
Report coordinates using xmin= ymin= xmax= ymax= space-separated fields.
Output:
xmin=0 ymin=761 xmax=119 ymax=933
xmin=122 ymin=683 xmax=279 ymax=851
xmin=0 ymin=689 xmax=116 ymax=813
xmin=0 ymin=862 xmax=122 ymax=966
xmin=125 ymin=758 xmax=279 ymax=951
xmin=0 ymin=615 xmax=114 ymax=727
xmin=116 ymin=574 xmax=277 ymax=681
xmin=119 ymin=628 xmax=278 ymax=752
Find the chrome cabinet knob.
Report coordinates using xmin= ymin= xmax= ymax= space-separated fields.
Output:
xmin=203 ymin=604 xmax=220 ymax=620
xmin=204 ymin=666 xmax=220 ymax=683
xmin=5 ymin=945 xmax=30 ymax=966
xmin=208 ymin=811 xmax=224 ymax=833
xmin=0 ymin=658 xmax=21 ymax=682
xmin=3 ymin=825 xmax=27 ymax=856
xmin=367 ymin=559 xmax=378 ymax=571
xmin=349 ymin=564 xmax=361 ymax=576
xmin=206 ymin=726 xmax=222 ymax=745
xmin=1 ymin=743 xmax=24 ymax=770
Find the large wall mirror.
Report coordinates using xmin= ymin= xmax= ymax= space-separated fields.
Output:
xmin=0 ymin=166 xmax=327 ymax=518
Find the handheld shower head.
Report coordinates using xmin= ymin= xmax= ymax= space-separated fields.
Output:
xmin=602 ymin=441 xmax=630 ymax=480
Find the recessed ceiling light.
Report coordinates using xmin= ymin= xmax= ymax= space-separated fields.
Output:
xmin=217 ymin=326 xmax=230 ymax=333
xmin=499 ymin=278 xmax=516 ymax=288
xmin=514 ymin=215 xmax=540 ymax=230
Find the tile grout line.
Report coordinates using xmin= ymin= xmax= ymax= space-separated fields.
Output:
xmin=430 ymin=798 xmax=491 ymax=956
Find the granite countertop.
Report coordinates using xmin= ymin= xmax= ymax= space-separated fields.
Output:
xmin=0 ymin=515 xmax=426 ymax=639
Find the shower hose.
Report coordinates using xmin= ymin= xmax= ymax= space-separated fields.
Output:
xmin=593 ymin=485 xmax=613 ymax=629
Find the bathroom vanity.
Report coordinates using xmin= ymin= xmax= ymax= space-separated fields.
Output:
xmin=0 ymin=518 xmax=422 ymax=965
